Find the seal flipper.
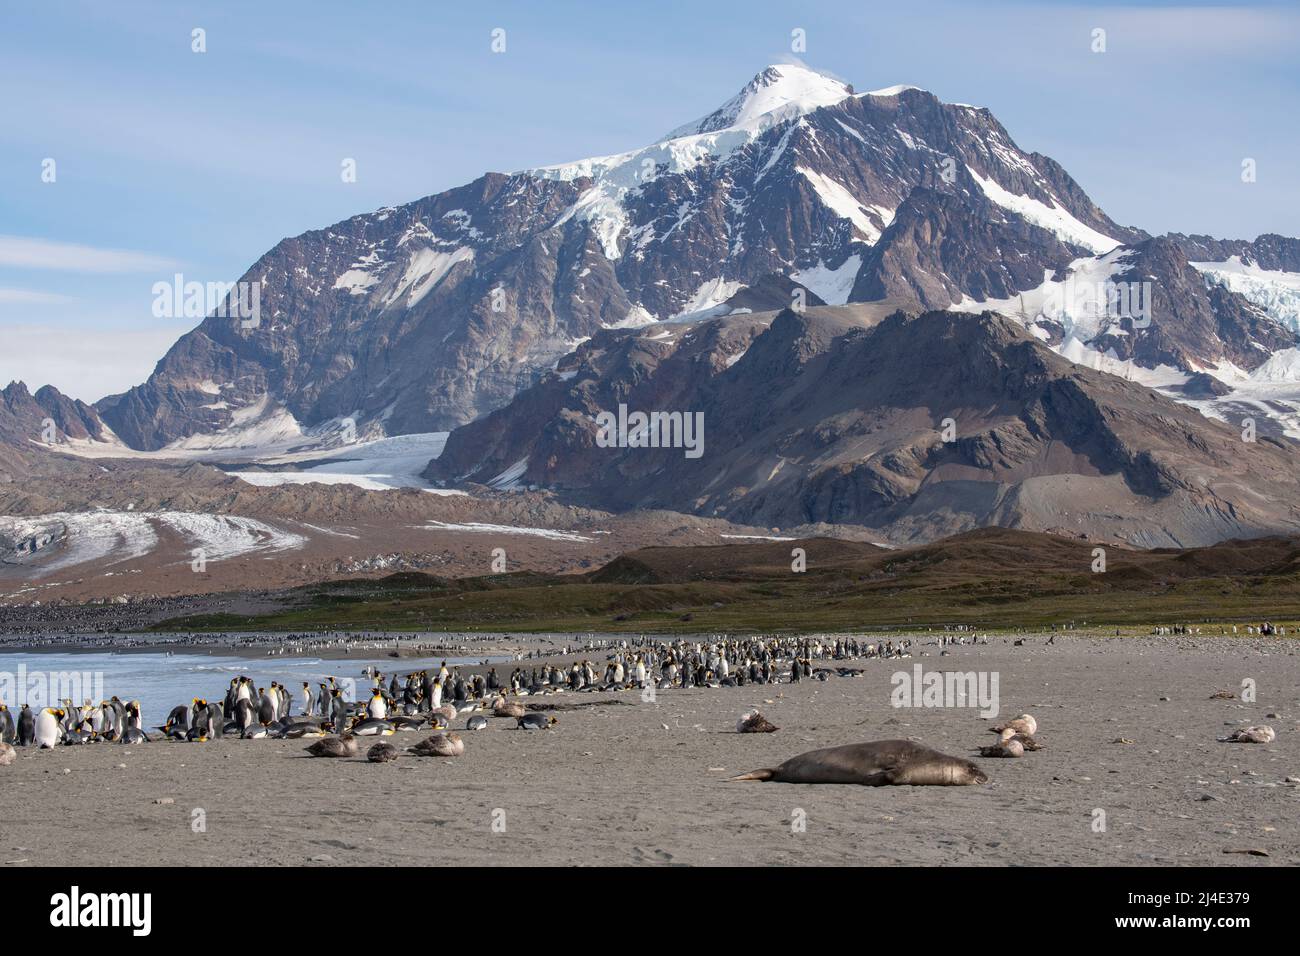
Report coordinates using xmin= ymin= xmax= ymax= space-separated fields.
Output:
xmin=728 ymin=768 xmax=775 ymax=782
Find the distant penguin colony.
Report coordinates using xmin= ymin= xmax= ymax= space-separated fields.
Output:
xmin=0 ymin=636 xmax=950 ymax=762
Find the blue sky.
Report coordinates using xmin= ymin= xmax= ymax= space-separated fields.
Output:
xmin=3 ymin=0 xmax=1298 ymax=400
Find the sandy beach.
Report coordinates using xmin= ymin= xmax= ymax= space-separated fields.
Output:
xmin=2 ymin=633 xmax=1297 ymax=867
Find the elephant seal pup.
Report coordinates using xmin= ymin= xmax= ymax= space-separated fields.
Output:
xmin=730 ymin=739 xmax=988 ymax=786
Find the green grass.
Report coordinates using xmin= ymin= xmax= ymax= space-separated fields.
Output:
xmin=151 ymin=566 xmax=1300 ymax=635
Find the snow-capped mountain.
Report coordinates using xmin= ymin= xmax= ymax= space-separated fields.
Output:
xmin=11 ymin=63 xmax=1300 ymax=460
xmin=77 ymin=63 xmax=1141 ymax=450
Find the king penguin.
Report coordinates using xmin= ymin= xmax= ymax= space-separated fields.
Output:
xmin=34 ymin=707 xmax=65 ymax=748
xmin=0 ymin=703 xmax=15 ymax=744
xmin=16 ymin=704 xmax=34 ymax=746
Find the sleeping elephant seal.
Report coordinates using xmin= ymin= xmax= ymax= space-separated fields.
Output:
xmin=730 ymin=739 xmax=988 ymax=786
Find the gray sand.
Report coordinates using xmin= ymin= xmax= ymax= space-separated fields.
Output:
xmin=2 ymin=634 xmax=1297 ymax=866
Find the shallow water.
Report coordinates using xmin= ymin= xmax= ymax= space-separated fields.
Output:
xmin=0 ymin=650 xmax=503 ymax=724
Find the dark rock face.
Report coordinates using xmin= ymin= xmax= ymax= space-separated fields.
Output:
xmin=1177 ymin=372 xmax=1233 ymax=399
xmin=848 ymin=186 xmax=1082 ymax=307
xmin=0 ymin=381 xmax=113 ymax=483
xmin=0 ymin=381 xmax=108 ymax=447
xmin=426 ymin=306 xmax=1300 ymax=547
xmin=1166 ymin=233 xmax=1300 ymax=272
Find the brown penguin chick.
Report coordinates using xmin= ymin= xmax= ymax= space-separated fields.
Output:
xmin=737 ymin=709 xmax=779 ymax=734
xmin=0 ymin=741 xmax=15 ymax=766
xmin=989 ymin=714 xmax=1037 ymax=737
xmin=305 ymin=733 xmax=358 ymax=758
xmin=977 ymin=729 xmax=1025 ymax=758
xmin=367 ymin=742 xmax=399 ymax=763
xmin=491 ymin=696 xmax=526 ymax=719
xmin=411 ymin=732 xmax=465 ymax=757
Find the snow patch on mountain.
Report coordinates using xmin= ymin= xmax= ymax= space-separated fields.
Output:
xmin=384 ymin=246 xmax=474 ymax=308
xmin=793 ymin=255 xmax=863 ymax=305
xmin=669 ymin=278 xmax=745 ymax=321
xmin=954 ymin=248 xmax=1137 ymax=342
xmin=967 ymin=167 xmax=1120 ymax=254
xmin=861 ymin=84 xmax=923 ymax=98
xmin=797 ymin=167 xmax=892 ymax=242
xmin=486 ymin=457 xmax=529 ymax=490
xmin=423 ymin=520 xmax=591 ymax=542
xmin=164 ymin=395 xmax=306 ymax=454
xmin=552 ymin=182 xmax=632 ymax=260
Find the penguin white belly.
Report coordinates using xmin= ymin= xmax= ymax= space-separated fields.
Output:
xmin=369 ymin=698 xmax=387 ymax=719
xmin=35 ymin=709 xmax=61 ymax=748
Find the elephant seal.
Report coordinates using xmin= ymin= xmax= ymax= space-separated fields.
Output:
xmin=730 ymin=739 xmax=988 ymax=786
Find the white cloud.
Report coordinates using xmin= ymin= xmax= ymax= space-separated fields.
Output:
xmin=0 ymin=235 xmax=180 ymax=273
xmin=0 ymin=324 xmax=184 ymax=402
xmin=0 ymin=287 xmax=76 ymax=304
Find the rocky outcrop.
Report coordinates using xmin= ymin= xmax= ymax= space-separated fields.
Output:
xmin=426 ymin=305 xmax=1300 ymax=547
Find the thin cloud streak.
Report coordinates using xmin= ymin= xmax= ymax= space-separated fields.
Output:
xmin=0 ymin=288 xmax=76 ymax=305
xmin=0 ymin=235 xmax=181 ymax=273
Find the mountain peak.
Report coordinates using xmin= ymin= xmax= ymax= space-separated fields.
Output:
xmin=665 ymin=63 xmax=854 ymax=140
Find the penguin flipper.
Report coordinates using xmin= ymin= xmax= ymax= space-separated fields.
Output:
xmin=728 ymin=768 xmax=775 ymax=782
